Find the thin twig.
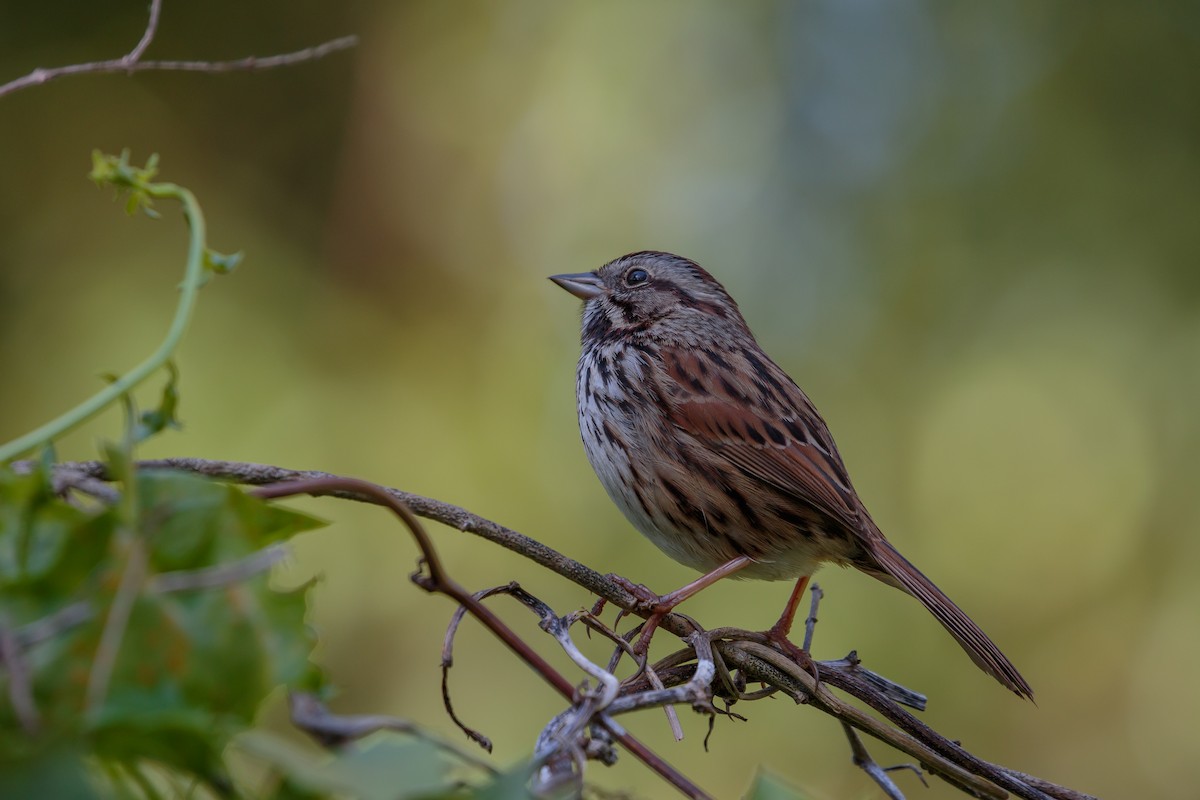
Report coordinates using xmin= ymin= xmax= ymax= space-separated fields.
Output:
xmin=288 ymin=691 xmax=499 ymax=776
xmin=124 ymin=0 xmax=164 ymax=65
xmin=13 ymin=543 xmax=288 ymax=653
xmin=439 ymin=584 xmax=524 ymax=753
xmin=148 ymin=544 xmax=288 ymax=593
xmin=0 ymin=9 xmax=356 ymax=100
xmin=85 ymin=537 xmax=148 ymax=714
xmin=15 ymin=602 xmax=95 ymax=649
xmin=65 ymin=458 xmax=639 ymax=612
xmin=821 ymin=651 xmax=927 ymax=711
xmin=0 ymin=614 xmax=40 ymax=734
xmin=842 ymin=721 xmax=923 ymax=800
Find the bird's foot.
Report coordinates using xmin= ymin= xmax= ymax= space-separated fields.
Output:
xmin=603 ymin=574 xmax=676 ymax=656
xmin=764 ymin=625 xmax=821 ymax=690
xmin=606 ymin=574 xmax=669 ymax=616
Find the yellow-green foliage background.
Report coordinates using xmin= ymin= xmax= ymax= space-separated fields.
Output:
xmin=2 ymin=3 xmax=1197 ymax=798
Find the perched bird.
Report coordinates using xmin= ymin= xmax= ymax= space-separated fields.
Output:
xmin=551 ymin=251 xmax=1032 ymax=699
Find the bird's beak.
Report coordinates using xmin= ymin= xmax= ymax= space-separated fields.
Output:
xmin=549 ymin=271 xmax=606 ymax=301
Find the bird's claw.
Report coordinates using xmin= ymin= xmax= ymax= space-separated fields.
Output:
xmin=765 ymin=627 xmax=821 ymax=690
xmin=606 ymin=573 xmax=666 ymax=616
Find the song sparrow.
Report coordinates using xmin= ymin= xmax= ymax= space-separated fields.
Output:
xmin=551 ymin=251 xmax=1032 ymax=699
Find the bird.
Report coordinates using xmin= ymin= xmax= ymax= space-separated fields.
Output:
xmin=550 ymin=250 xmax=1032 ymax=699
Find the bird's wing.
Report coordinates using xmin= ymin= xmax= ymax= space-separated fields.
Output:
xmin=654 ymin=345 xmax=1036 ymax=699
xmin=656 ymin=344 xmax=863 ymax=533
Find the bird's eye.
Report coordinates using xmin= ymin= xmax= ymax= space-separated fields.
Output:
xmin=625 ymin=268 xmax=649 ymax=286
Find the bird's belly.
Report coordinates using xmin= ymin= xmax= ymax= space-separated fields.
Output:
xmin=576 ymin=346 xmax=859 ymax=582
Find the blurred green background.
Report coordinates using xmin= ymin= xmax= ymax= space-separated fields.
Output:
xmin=3 ymin=2 xmax=1198 ymax=797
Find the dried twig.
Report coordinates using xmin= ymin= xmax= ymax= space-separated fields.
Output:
xmin=288 ymin=691 xmax=499 ymax=775
xmin=439 ymin=583 xmax=525 ymax=753
xmin=84 ymin=536 xmax=147 ymax=714
xmin=0 ymin=0 xmax=357 ymax=100
xmin=11 ymin=541 xmax=289 ymax=656
xmin=0 ymin=614 xmax=40 ymax=734
xmin=149 ymin=543 xmax=288 ymax=593
xmin=842 ymin=721 xmax=926 ymax=800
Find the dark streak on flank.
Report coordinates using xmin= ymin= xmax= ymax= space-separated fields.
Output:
xmin=774 ymin=506 xmax=817 ymax=538
xmin=628 ymin=340 xmax=657 ymax=361
xmin=611 ymin=358 xmax=630 ymax=395
xmin=660 ymin=477 xmax=705 ymax=532
xmin=722 ymin=483 xmax=760 ymax=528
xmin=631 ymin=484 xmax=655 ymax=520
xmin=662 ymin=509 xmax=689 ymax=532
xmin=601 ymin=419 xmax=624 ymax=448
xmin=596 ymin=355 xmax=612 ymax=386
xmin=726 ymin=537 xmax=749 ymax=557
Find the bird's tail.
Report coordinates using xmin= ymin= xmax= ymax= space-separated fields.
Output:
xmin=866 ymin=538 xmax=1034 ymax=700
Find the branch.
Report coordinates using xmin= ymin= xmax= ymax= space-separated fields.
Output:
xmin=0 ymin=614 xmax=40 ymax=734
xmin=288 ymin=691 xmax=499 ymax=776
xmin=45 ymin=458 xmax=1095 ymax=800
xmin=0 ymin=0 xmax=357 ymax=100
xmin=65 ymin=457 xmax=638 ymax=609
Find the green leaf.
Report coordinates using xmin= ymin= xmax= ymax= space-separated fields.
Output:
xmin=0 ymin=745 xmax=98 ymax=800
xmin=0 ymin=468 xmax=116 ymax=596
xmin=239 ymin=731 xmax=459 ymax=800
xmin=203 ymin=248 xmax=243 ymax=275
xmin=89 ymin=149 xmax=161 ymax=217
xmin=745 ymin=769 xmax=811 ymax=800
xmin=88 ymin=575 xmax=319 ymax=787
xmin=1 ymin=467 xmax=326 ymax=793
xmin=469 ymin=761 xmax=535 ymax=799
xmin=136 ymin=471 xmax=325 ymax=571
xmin=132 ymin=363 xmax=182 ymax=444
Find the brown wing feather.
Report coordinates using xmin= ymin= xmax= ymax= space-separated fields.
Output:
xmin=660 ymin=346 xmax=862 ymax=534
xmin=658 ymin=344 xmax=1035 ymax=699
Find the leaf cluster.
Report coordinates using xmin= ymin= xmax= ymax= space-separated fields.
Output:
xmin=0 ymin=159 xmax=528 ymax=800
xmin=0 ymin=461 xmax=324 ymax=797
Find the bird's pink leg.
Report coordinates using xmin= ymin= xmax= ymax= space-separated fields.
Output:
xmin=767 ymin=574 xmax=811 ymax=642
xmin=765 ymin=575 xmax=820 ymax=683
xmin=610 ymin=556 xmax=754 ymax=654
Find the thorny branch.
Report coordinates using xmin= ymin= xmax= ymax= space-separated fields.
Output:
xmin=0 ymin=0 xmax=357 ymax=99
xmin=42 ymin=458 xmax=1096 ymax=800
